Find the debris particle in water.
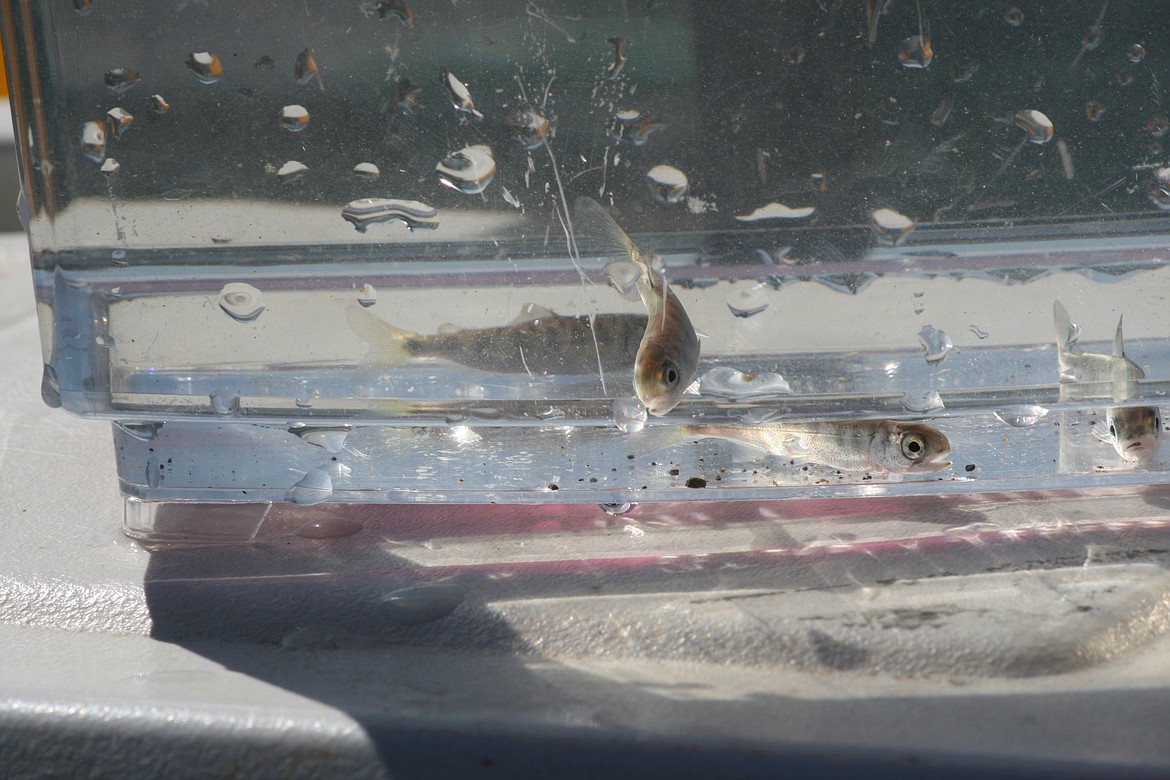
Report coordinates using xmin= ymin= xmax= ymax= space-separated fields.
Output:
xmin=685 ymin=476 xmax=707 ymax=489
xmin=294 ymin=48 xmax=318 ymax=85
xmin=964 ymin=463 xmax=976 ymax=472
xmin=1013 ymin=109 xmax=1053 ymax=144
xmin=276 ymin=160 xmax=309 ymax=184
xmin=106 ymin=107 xmax=134 ymax=139
xmin=994 ymin=405 xmax=1049 ymax=428
xmin=918 ymin=324 xmax=953 ymax=363
xmin=150 ymin=94 xmax=171 ymax=114
xmin=279 ymin=104 xmax=310 ymax=132
xmin=185 ymin=52 xmax=223 ymax=84
xmin=104 ymin=68 xmax=141 ymax=93
xmin=735 ymin=203 xmax=815 ymax=221
xmin=898 ymin=35 xmax=932 ymax=69
xmin=870 ymin=208 xmax=915 ymax=245
xmin=81 ymin=120 xmax=105 ymax=163
xmin=646 ymin=164 xmax=688 ymax=204
xmin=218 ymin=282 xmax=266 ymax=322
xmin=440 ymin=67 xmax=484 ymax=120
xmin=436 ymin=145 xmax=496 ymax=194
xmin=699 ymin=367 xmax=791 ymax=400
xmin=901 ymin=390 xmax=945 ymax=413
xmin=605 ymin=35 xmax=628 ymax=79
xmin=341 ymin=198 xmax=439 ymax=232
xmin=352 ymin=162 xmax=380 ymax=181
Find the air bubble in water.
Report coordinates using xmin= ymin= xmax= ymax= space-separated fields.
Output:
xmin=918 ymin=324 xmax=953 ymax=363
xmin=436 ymin=145 xmax=496 ymax=194
xmin=100 ymin=158 xmax=120 ymax=178
xmin=218 ymin=282 xmax=265 ymax=322
xmin=726 ymin=284 xmax=769 ymax=318
xmin=901 ymin=390 xmax=944 ymax=413
xmin=342 ymin=198 xmax=439 ymax=232
xmin=1128 ymin=44 xmax=1147 ymax=63
xmin=279 ymin=104 xmax=310 ymax=132
xmin=210 ymin=392 xmax=241 ymax=415
xmin=870 ymin=208 xmax=915 ymax=245
xmin=357 ymin=283 xmax=378 ymax=306
xmin=646 ymin=164 xmax=688 ymax=204
xmin=994 ymin=405 xmax=1048 ymax=427
xmin=277 ymin=160 xmax=309 ymax=184
xmin=614 ymin=396 xmax=647 ymax=433
xmin=286 ymin=467 xmax=334 ymax=505
xmin=601 ymin=502 xmax=637 ymax=516
xmin=297 ymin=517 xmax=362 ymax=539
xmin=106 ymin=107 xmax=134 ymax=139
xmin=186 ymin=52 xmax=223 ymax=84
xmin=81 ymin=120 xmax=105 ymax=163
xmin=104 ymin=68 xmax=141 ymax=93
xmin=699 ymin=367 xmax=792 ymax=400
xmin=353 ymin=162 xmax=380 ymax=181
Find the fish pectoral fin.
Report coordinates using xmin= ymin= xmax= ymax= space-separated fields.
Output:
xmin=605 ymin=259 xmax=645 ymax=301
xmin=624 ymin=425 xmax=690 ymax=458
xmin=511 ymin=303 xmax=557 ymax=324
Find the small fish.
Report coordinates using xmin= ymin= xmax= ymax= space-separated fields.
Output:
xmin=574 ymin=198 xmax=700 ymax=416
xmin=1054 ymin=300 xmax=1160 ymax=463
xmin=347 ymin=303 xmax=645 ymax=376
xmin=439 ymin=67 xmax=483 ymax=120
xmin=606 ymin=36 xmax=628 ymax=79
xmin=631 ymin=419 xmax=952 ymax=474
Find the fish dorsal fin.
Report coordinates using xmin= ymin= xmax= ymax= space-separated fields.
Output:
xmin=511 ymin=303 xmax=556 ymax=325
xmin=437 ymin=323 xmax=462 ymax=336
xmin=1113 ymin=316 xmax=1126 ymax=358
xmin=1052 ymin=300 xmax=1082 ymax=355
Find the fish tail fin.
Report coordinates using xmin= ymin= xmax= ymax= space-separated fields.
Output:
xmin=345 ymin=304 xmax=413 ymax=368
xmin=624 ymin=424 xmax=694 ymax=459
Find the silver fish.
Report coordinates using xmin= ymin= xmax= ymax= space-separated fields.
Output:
xmin=573 ymin=197 xmax=700 ymax=416
xmin=347 ymin=303 xmax=645 ymax=376
xmin=1054 ymin=300 xmax=1160 ymax=463
xmin=632 ymin=419 xmax=952 ymax=474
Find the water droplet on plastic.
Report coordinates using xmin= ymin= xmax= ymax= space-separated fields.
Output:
xmin=870 ymin=208 xmax=915 ymax=245
xmin=276 ymin=160 xmax=309 ymax=184
xmin=186 ymin=51 xmax=223 ymax=84
xmin=286 ymin=467 xmax=334 ymax=505
xmin=393 ymin=77 xmax=422 ymax=115
xmin=440 ymin=67 xmax=484 ymax=120
xmin=436 ymin=144 xmax=496 ymax=194
xmin=538 ymin=406 xmax=567 ymax=420
xmin=930 ymin=98 xmax=953 ymax=127
xmin=376 ymin=0 xmax=414 ymax=25
xmin=969 ymin=324 xmax=989 ymax=339
xmin=73 ymin=0 xmax=92 ymax=14
xmin=734 ymin=203 xmax=815 ymax=222
xmin=1127 ymin=43 xmax=1147 ymax=63
xmin=1085 ymin=99 xmax=1106 ymax=122
xmin=342 ymin=198 xmax=438 ymax=232
xmin=218 ymin=282 xmax=265 ymax=322
xmin=295 ymin=396 xmax=314 ymax=409
xmin=808 ymin=172 xmax=828 ymax=192
xmin=601 ymin=502 xmax=637 ymax=517
xmin=115 ymin=422 xmax=163 ymax=441
xmin=95 ymin=333 xmax=115 ymax=348
xmin=352 ymin=162 xmax=380 ymax=181
xmin=726 ymin=284 xmax=770 ymax=318
xmin=41 ymin=363 xmax=61 ymax=408
xmin=1082 ymin=25 xmax=1104 ymax=51
xmin=100 ymin=157 xmax=120 ymax=178
xmin=281 ymin=625 xmax=334 ymax=651
xmin=356 ymin=283 xmax=378 ymax=306
xmin=918 ymin=324 xmax=953 ymax=363
xmin=146 ymin=457 xmax=161 ymax=488
xmin=210 ymin=392 xmax=241 ymax=415
xmin=646 ymin=164 xmax=688 ymax=204
xmin=279 ymin=104 xmax=310 ymax=132
xmin=901 ymin=390 xmax=944 ymax=413
xmin=81 ymin=120 xmax=105 ymax=163
xmin=150 ymin=94 xmax=171 ymax=114
xmin=104 ymin=68 xmax=141 ymax=93
xmin=297 ymin=517 xmax=362 ymax=539
xmin=1013 ymin=109 xmax=1053 ymax=144
xmin=994 ymin=405 xmax=1049 ymax=427
xmin=614 ymin=397 xmax=647 ymax=433
xmin=700 ymin=367 xmax=792 ymax=400
xmin=505 ymin=108 xmax=551 ymax=150
xmin=1148 ymin=167 xmax=1170 ymax=210
xmin=898 ymin=35 xmax=933 ymax=68
xmin=111 ymin=249 xmax=127 ymax=265
xmin=1002 ymin=6 xmax=1023 ymax=26
xmin=293 ymin=426 xmax=350 ymax=453
xmin=381 ymin=584 xmax=466 ymax=626
xmin=106 ymin=107 xmax=133 ymax=139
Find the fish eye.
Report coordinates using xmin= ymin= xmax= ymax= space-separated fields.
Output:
xmin=900 ymin=433 xmax=926 ymax=460
xmin=1109 ymin=424 xmax=1117 ymax=437
xmin=660 ymin=361 xmax=680 ymax=389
